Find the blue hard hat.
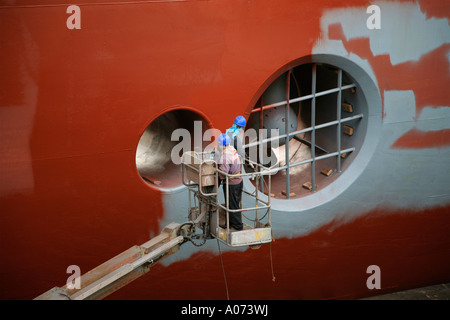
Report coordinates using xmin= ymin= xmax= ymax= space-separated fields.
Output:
xmin=234 ymin=115 xmax=246 ymax=127
xmin=218 ymin=133 xmax=231 ymax=146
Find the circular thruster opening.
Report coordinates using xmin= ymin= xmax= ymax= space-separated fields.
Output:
xmin=136 ymin=108 xmax=210 ymax=189
xmin=244 ymin=54 xmax=381 ymax=209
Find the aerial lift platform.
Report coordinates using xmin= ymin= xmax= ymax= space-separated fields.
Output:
xmin=35 ymin=150 xmax=272 ymax=300
xmin=181 ymin=150 xmax=272 ymax=247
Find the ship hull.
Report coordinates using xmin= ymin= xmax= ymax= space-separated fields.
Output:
xmin=0 ymin=0 xmax=449 ymax=299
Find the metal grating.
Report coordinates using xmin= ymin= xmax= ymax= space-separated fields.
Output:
xmin=245 ymin=64 xmax=363 ymax=198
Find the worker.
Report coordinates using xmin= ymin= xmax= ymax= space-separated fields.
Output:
xmin=225 ymin=115 xmax=257 ymax=170
xmin=216 ymin=133 xmax=243 ymax=231
xmin=225 ymin=115 xmax=246 ymax=157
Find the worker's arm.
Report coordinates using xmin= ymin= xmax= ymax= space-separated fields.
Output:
xmin=218 ymin=162 xmax=230 ymax=182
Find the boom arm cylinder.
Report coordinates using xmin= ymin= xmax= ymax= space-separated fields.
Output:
xmin=35 ymin=222 xmax=189 ymax=300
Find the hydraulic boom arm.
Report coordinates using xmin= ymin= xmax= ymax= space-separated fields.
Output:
xmin=35 ymin=222 xmax=191 ymax=300
xmin=36 ymin=151 xmax=272 ymax=300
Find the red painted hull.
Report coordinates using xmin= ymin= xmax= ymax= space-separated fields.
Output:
xmin=108 ymin=206 xmax=450 ymax=300
xmin=0 ymin=0 xmax=449 ymax=299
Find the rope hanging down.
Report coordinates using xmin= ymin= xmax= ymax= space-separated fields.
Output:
xmin=269 ymin=239 xmax=276 ymax=282
xmin=216 ymin=239 xmax=230 ymax=300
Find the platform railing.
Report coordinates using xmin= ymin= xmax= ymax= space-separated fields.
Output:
xmin=181 ymin=151 xmax=272 ymax=237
